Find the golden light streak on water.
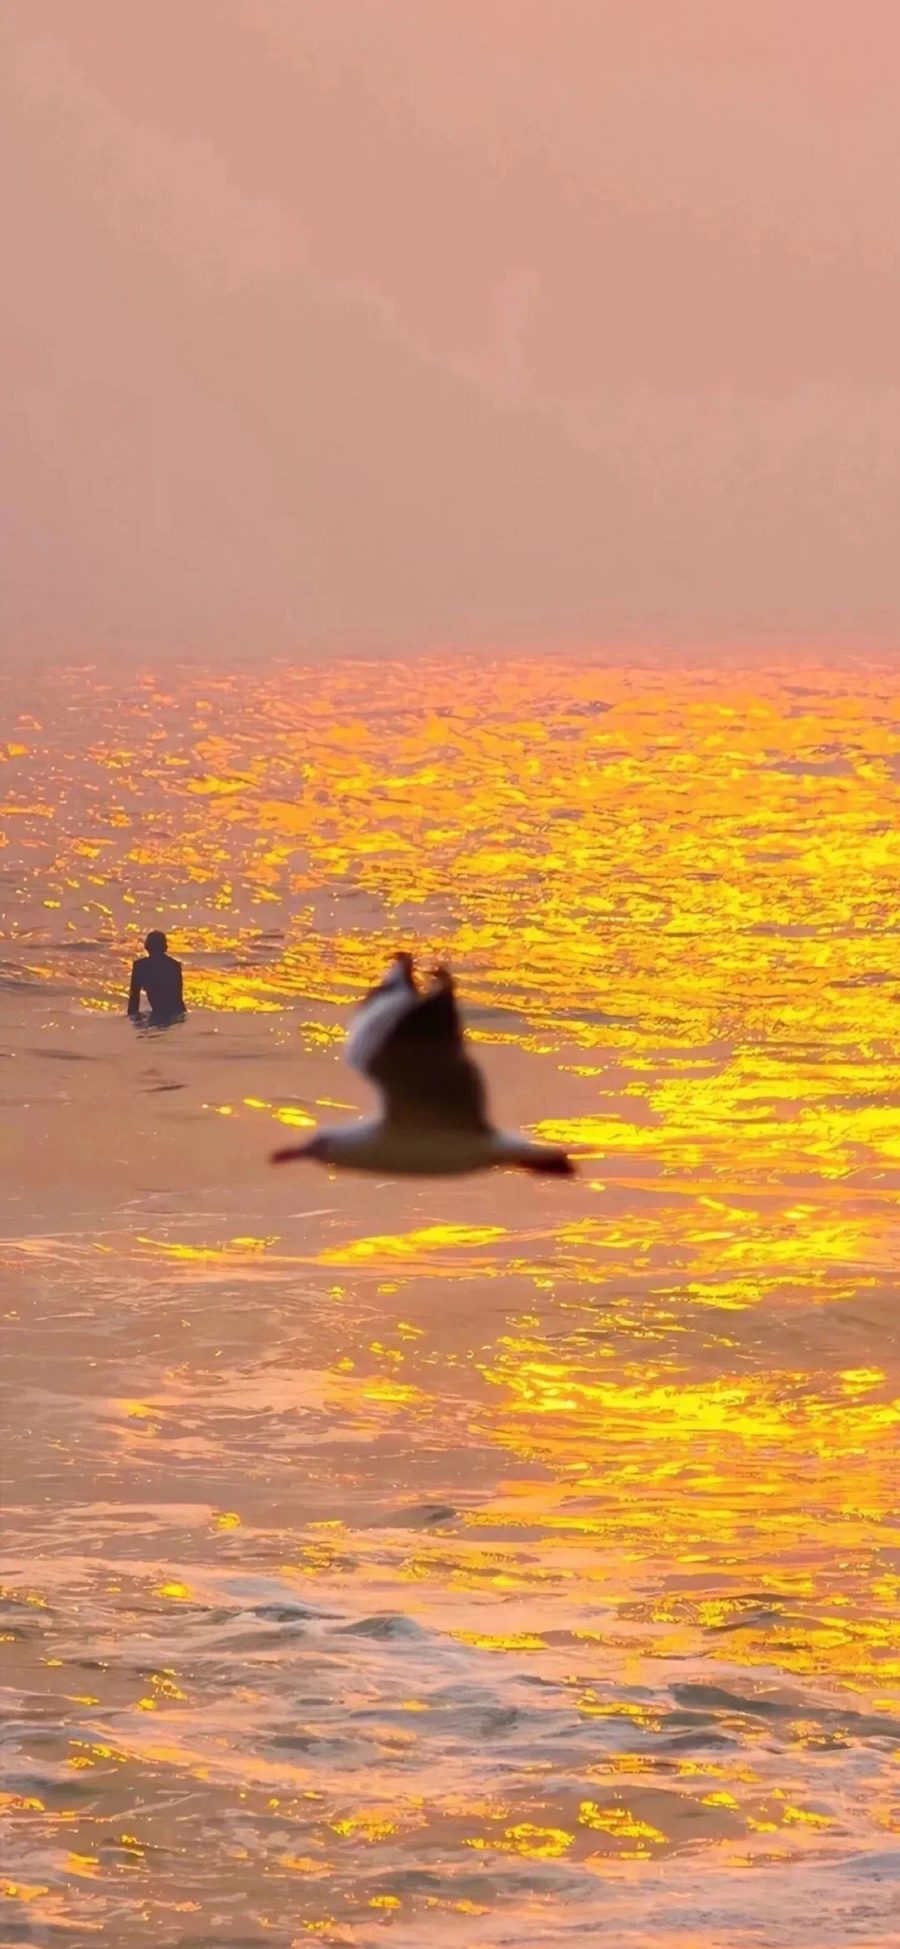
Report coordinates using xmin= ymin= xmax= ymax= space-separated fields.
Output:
xmin=0 ymin=653 xmax=898 ymax=1946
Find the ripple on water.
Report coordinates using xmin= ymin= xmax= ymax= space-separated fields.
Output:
xmin=2 ymin=655 xmax=899 ymax=1946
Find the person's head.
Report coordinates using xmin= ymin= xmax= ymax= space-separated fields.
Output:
xmin=144 ymin=930 xmax=168 ymax=956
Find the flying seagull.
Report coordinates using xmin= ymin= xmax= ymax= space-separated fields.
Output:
xmin=270 ymin=954 xmax=575 ymax=1177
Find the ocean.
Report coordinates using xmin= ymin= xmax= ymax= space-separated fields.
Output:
xmin=1 ymin=652 xmax=898 ymax=1946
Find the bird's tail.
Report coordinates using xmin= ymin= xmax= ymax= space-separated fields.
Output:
xmin=513 ymin=1143 xmax=576 ymax=1176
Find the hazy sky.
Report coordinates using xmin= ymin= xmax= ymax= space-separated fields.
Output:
xmin=3 ymin=0 xmax=899 ymax=661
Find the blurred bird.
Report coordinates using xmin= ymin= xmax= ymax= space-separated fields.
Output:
xmin=270 ymin=954 xmax=575 ymax=1178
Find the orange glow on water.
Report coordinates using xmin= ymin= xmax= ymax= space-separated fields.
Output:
xmin=1 ymin=653 xmax=898 ymax=1945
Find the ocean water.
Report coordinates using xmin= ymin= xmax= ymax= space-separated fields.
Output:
xmin=1 ymin=653 xmax=898 ymax=1948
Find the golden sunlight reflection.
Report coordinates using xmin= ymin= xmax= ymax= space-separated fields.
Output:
xmin=1 ymin=653 xmax=898 ymax=1947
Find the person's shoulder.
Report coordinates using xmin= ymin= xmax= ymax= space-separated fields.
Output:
xmin=132 ymin=955 xmax=148 ymax=971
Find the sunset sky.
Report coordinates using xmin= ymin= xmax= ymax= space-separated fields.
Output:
xmin=3 ymin=0 xmax=899 ymax=661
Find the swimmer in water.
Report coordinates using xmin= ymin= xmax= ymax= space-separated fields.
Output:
xmin=127 ymin=930 xmax=186 ymax=1026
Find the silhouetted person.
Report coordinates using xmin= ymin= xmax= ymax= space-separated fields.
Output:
xmin=127 ymin=931 xmax=185 ymax=1025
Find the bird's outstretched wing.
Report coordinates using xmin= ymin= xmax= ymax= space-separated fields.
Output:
xmin=346 ymin=953 xmax=419 ymax=1073
xmin=347 ymin=957 xmax=490 ymax=1133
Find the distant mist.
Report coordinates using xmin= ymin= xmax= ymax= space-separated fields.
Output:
xmin=3 ymin=1 xmax=899 ymax=665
